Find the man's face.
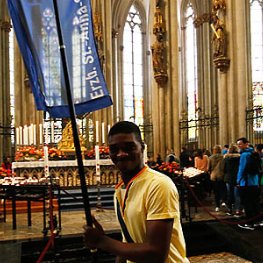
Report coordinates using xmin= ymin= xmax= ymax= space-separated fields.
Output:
xmin=108 ymin=133 xmax=144 ymax=176
xmin=237 ymin=140 xmax=248 ymax=151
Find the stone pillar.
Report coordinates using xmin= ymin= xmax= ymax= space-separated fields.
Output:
xmin=227 ymin=0 xmax=250 ymax=140
xmin=102 ymin=0 xmax=114 ymax=137
xmin=218 ymin=72 xmax=228 ymax=144
xmin=158 ymin=87 xmax=166 ymax=158
xmin=0 ymin=1 xmax=12 ymax=160
xmin=168 ymin=0 xmax=180 ymax=157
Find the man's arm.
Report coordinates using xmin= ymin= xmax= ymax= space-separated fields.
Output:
xmin=84 ymin=218 xmax=173 ymax=263
xmin=237 ymin=154 xmax=247 ymax=185
xmin=115 ymin=256 xmax=126 ymax=263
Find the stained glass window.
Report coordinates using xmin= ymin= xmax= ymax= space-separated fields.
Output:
xmin=42 ymin=9 xmax=88 ymax=144
xmin=41 ymin=8 xmax=61 ymax=106
xmin=185 ymin=3 xmax=198 ymax=140
xmin=123 ymin=4 xmax=144 ymax=126
xmin=250 ymin=0 xmax=263 ymax=131
xmin=72 ymin=16 xmax=86 ymax=104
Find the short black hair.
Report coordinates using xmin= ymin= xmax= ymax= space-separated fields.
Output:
xmin=256 ymin=144 xmax=263 ymax=151
xmin=236 ymin=137 xmax=249 ymax=144
xmin=108 ymin=121 xmax=143 ymax=142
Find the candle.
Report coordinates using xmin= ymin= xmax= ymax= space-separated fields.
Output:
xmin=144 ymin=144 xmax=148 ymax=164
xmin=95 ymin=121 xmax=99 ymax=143
xmin=33 ymin=124 xmax=36 ymax=145
xmin=19 ymin=126 xmax=23 ymax=145
xmin=23 ymin=125 xmax=26 ymax=145
xmin=27 ymin=126 xmax=30 ymax=145
xmin=44 ymin=145 xmax=49 ymax=164
xmin=29 ymin=124 xmax=34 ymax=145
xmin=16 ymin=128 xmax=20 ymax=145
xmin=44 ymin=122 xmax=49 ymax=144
xmin=23 ymin=125 xmax=28 ymax=145
xmin=107 ymin=124 xmax=111 ymax=133
xmin=101 ymin=122 xmax=105 ymax=144
xmin=95 ymin=145 xmax=100 ymax=163
xmin=95 ymin=145 xmax=100 ymax=181
xmin=39 ymin=123 xmax=43 ymax=145
xmin=44 ymin=145 xmax=49 ymax=177
xmin=51 ymin=120 xmax=54 ymax=143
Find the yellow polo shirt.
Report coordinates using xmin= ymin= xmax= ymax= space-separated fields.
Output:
xmin=115 ymin=166 xmax=189 ymax=263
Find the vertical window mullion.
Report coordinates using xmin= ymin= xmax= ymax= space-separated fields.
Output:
xmin=123 ymin=4 xmax=144 ymax=126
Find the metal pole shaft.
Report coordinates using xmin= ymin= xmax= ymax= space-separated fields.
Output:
xmin=53 ymin=0 xmax=92 ymax=227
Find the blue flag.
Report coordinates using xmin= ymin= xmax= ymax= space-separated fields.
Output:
xmin=7 ymin=0 xmax=112 ymax=118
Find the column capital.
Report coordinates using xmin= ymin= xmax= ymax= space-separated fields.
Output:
xmin=1 ymin=20 xmax=12 ymax=32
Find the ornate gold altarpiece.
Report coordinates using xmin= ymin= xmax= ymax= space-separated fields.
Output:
xmin=12 ymin=159 xmax=120 ymax=187
xmin=12 ymin=122 xmax=120 ymax=187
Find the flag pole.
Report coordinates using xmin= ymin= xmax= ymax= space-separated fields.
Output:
xmin=52 ymin=0 xmax=93 ymax=227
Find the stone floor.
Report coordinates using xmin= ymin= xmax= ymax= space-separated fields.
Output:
xmin=0 ymin=194 xmax=261 ymax=262
xmin=189 ymin=252 xmax=252 ymax=262
xmin=0 ymin=208 xmax=120 ymax=242
xmin=0 ymin=195 xmax=219 ymax=242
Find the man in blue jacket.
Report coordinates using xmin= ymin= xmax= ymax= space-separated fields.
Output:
xmin=236 ymin=137 xmax=262 ymax=230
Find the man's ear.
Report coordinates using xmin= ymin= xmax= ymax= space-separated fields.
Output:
xmin=141 ymin=141 xmax=145 ymax=151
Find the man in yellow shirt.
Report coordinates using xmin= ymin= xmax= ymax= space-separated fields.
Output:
xmin=84 ymin=121 xmax=189 ymax=263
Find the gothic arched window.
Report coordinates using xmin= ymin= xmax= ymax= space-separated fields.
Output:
xmin=123 ymin=4 xmax=144 ymax=126
xmin=250 ymin=0 xmax=263 ymax=130
xmin=183 ymin=2 xmax=198 ymax=141
xmin=42 ymin=8 xmax=61 ymax=107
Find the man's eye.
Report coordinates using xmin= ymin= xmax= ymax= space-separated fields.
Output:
xmin=109 ymin=146 xmax=118 ymax=153
xmin=109 ymin=144 xmax=137 ymax=154
xmin=124 ymin=145 xmax=135 ymax=151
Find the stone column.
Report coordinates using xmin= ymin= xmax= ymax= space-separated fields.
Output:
xmin=0 ymin=1 xmax=12 ymax=160
xmin=102 ymin=0 xmax=114 ymax=138
xmin=150 ymin=0 xmax=167 ymax=159
xmin=158 ymin=87 xmax=166 ymax=158
xmin=168 ymin=0 xmax=180 ymax=157
xmin=218 ymin=71 xmax=228 ymax=144
xmin=227 ymin=0 xmax=250 ymax=140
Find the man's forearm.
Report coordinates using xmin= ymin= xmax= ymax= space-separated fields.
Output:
xmin=95 ymin=234 xmax=166 ymax=263
xmin=115 ymin=256 xmax=126 ymax=263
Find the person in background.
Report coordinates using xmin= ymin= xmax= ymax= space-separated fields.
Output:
xmin=209 ymin=145 xmax=226 ymax=212
xmin=156 ymin=153 xmax=163 ymax=166
xmin=255 ymin=144 xmax=263 ymax=206
xmin=236 ymin=137 xmax=262 ymax=230
xmin=194 ymin=149 xmax=211 ymax=195
xmin=147 ymin=156 xmax=158 ymax=169
xmin=194 ymin=149 xmax=209 ymax=173
xmin=221 ymin=144 xmax=242 ymax=216
xmin=166 ymin=149 xmax=180 ymax=164
xmin=84 ymin=121 xmax=189 ymax=263
xmin=222 ymin=144 xmax=229 ymax=155
xmin=203 ymin=149 xmax=212 ymax=157
xmin=180 ymin=147 xmax=192 ymax=168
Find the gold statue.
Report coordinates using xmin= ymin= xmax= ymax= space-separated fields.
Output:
xmin=152 ymin=41 xmax=165 ymax=74
xmin=211 ymin=16 xmax=227 ymax=58
xmin=212 ymin=0 xmax=226 ymax=13
xmin=58 ymin=121 xmax=86 ymax=152
xmin=152 ymin=0 xmax=168 ymax=86
xmin=153 ymin=6 xmax=165 ymax=41
xmin=211 ymin=0 xmax=230 ymax=72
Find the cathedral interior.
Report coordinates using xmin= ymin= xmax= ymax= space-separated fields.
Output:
xmin=0 ymin=0 xmax=263 ymax=262
xmin=0 ymin=0 xmax=262 ymax=161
